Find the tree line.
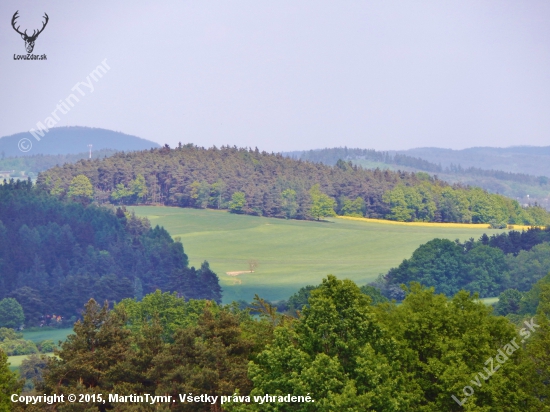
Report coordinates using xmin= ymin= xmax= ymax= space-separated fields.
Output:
xmin=0 ymin=179 xmax=221 ymax=326
xmin=5 ymin=274 xmax=550 ymax=411
xmin=376 ymin=227 xmax=550 ymax=300
xmin=36 ymin=144 xmax=550 ymax=225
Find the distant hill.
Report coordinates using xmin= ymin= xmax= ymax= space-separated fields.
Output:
xmin=0 ymin=149 xmax=119 ymax=179
xmin=283 ymin=147 xmax=550 ymax=210
xmin=0 ymin=126 xmax=160 ymax=157
xmin=284 ymin=148 xmax=442 ymax=172
xmin=396 ymin=146 xmax=550 ymax=177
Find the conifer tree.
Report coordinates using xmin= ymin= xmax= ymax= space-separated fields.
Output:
xmin=41 ymin=299 xmax=131 ymax=404
xmin=151 ymin=308 xmax=253 ymax=411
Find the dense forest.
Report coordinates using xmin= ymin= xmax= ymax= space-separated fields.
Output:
xmin=36 ymin=144 xmax=550 ymax=225
xmin=0 ymin=180 xmax=221 ymax=326
xmin=5 ymin=274 xmax=550 ymax=411
xmin=376 ymin=227 xmax=550 ymax=300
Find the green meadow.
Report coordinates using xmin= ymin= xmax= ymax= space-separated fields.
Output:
xmin=6 ymin=329 xmax=72 ymax=371
xmin=131 ymin=206 xmax=507 ymax=304
xmin=22 ymin=328 xmax=72 ymax=343
xmin=7 ymin=354 xmax=30 ymax=371
xmin=7 ymin=353 xmax=58 ymax=372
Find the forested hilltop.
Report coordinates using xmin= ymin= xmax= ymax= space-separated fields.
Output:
xmin=37 ymin=144 xmax=550 ymax=225
xmin=0 ymin=180 xmax=221 ymax=327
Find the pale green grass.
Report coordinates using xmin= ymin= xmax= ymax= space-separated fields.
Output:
xmin=7 ymin=354 xmax=29 ymax=371
xmin=479 ymin=297 xmax=499 ymax=306
xmin=131 ymin=206 xmax=507 ymax=304
xmin=5 ymin=329 xmax=72 ymax=371
xmin=7 ymin=353 xmax=54 ymax=372
xmin=22 ymin=328 xmax=72 ymax=344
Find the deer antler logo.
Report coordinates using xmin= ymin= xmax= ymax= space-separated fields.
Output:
xmin=11 ymin=11 xmax=49 ymax=54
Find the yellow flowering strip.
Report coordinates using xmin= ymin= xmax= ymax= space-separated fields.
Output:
xmin=335 ymin=215 xmax=538 ymax=230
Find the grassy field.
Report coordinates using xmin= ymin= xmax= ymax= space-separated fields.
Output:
xmin=7 ymin=354 xmax=30 ymax=371
xmin=6 ymin=329 xmax=72 ymax=371
xmin=22 ymin=328 xmax=73 ymax=343
xmin=131 ymin=206 xmax=508 ymax=304
xmin=7 ymin=353 xmax=56 ymax=372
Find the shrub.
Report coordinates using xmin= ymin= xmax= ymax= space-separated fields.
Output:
xmin=36 ymin=340 xmax=56 ymax=353
xmin=0 ymin=339 xmax=38 ymax=356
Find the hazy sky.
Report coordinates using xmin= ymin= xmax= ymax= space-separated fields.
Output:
xmin=1 ymin=1 xmax=550 ymax=152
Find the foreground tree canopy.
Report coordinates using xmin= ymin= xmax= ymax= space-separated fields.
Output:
xmin=37 ymin=144 xmax=550 ymax=225
xmin=8 ymin=275 xmax=550 ymax=411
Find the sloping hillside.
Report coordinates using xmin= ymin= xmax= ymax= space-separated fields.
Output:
xmin=397 ymin=146 xmax=550 ymax=177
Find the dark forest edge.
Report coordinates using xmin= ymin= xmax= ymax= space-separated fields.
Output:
xmin=36 ymin=144 xmax=550 ymax=226
xmin=0 ymin=180 xmax=222 ymax=328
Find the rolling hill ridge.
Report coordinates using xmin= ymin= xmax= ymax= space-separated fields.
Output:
xmin=0 ymin=126 xmax=160 ymax=158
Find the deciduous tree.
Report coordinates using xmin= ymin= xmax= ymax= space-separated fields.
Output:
xmin=229 ymin=192 xmax=246 ymax=214
xmin=0 ymin=298 xmax=24 ymax=329
xmin=67 ymin=174 xmax=94 ymax=205
xmin=309 ymin=184 xmax=336 ymax=221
